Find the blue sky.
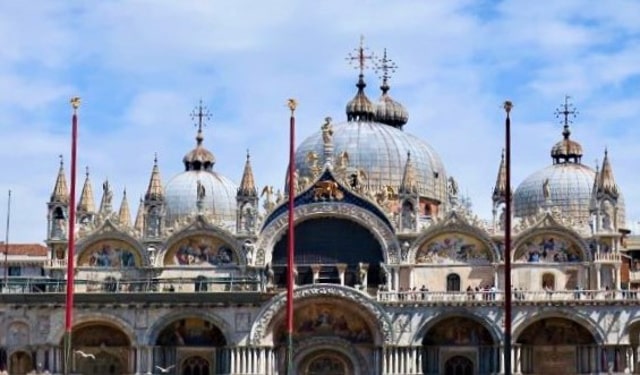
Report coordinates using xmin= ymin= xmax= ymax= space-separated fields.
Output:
xmin=1 ymin=0 xmax=639 ymax=242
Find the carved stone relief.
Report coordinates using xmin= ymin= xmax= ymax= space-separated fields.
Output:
xmin=7 ymin=322 xmax=29 ymax=347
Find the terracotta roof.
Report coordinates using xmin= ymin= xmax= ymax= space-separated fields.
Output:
xmin=0 ymin=243 xmax=48 ymax=256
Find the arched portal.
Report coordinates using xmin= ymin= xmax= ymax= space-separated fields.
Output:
xmin=154 ymin=317 xmax=227 ymax=375
xmin=422 ymin=317 xmax=497 ymax=375
xmin=64 ymin=322 xmax=131 ymax=375
xmin=9 ymin=351 xmax=33 ymax=375
xmin=516 ymin=317 xmax=597 ymax=374
xmin=300 ymin=350 xmax=354 ymax=375
xmin=272 ymin=218 xmax=384 ymax=289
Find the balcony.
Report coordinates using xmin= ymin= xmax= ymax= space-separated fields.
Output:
xmin=43 ymin=259 xmax=67 ymax=269
xmin=376 ymin=289 xmax=638 ymax=305
xmin=593 ymin=252 xmax=621 ymax=263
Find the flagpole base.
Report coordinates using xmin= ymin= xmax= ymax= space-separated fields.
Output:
xmin=285 ymin=333 xmax=294 ymax=375
xmin=63 ymin=331 xmax=72 ymax=375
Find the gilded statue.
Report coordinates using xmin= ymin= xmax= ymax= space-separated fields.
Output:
xmin=313 ymin=180 xmax=343 ymax=201
xmin=375 ymin=185 xmax=396 ymax=205
xmin=335 ymin=151 xmax=349 ymax=171
xmin=306 ymin=151 xmax=321 ymax=177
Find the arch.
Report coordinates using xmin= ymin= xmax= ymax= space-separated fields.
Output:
xmin=624 ymin=318 xmax=640 ymax=346
xmin=421 ymin=316 xmax=496 ymax=346
xmin=293 ymin=337 xmax=368 ymax=375
xmin=162 ymin=229 xmax=243 ymax=266
xmin=51 ymin=314 xmax=136 ymax=345
xmin=410 ymin=212 xmax=500 ymax=264
xmin=147 ymin=310 xmax=231 ymax=346
xmin=155 ymin=317 xmax=226 ymax=347
xmin=9 ymin=351 xmax=33 ymax=375
xmin=77 ymin=239 xmax=145 ymax=268
xmin=5 ymin=321 xmax=30 ymax=347
xmin=257 ymin=202 xmax=400 ymax=266
xmin=444 ymin=355 xmax=473 ymax=375
xmin=542 ymin=273 xmax=555 ymax=289
xmin=250 ymin=284 xmax=393 ymax=345
xmin=512 ymin=226 xmax=590 ymax=263
xmin=77 ymin=350 xmax=124 ymax=375
xmin=412 ymin=311 xmax=501 ymax=346
xmin=60 ymin=322 xmax=131 ymax=347
xmin=75 ymin=219 xmax=150 ymax=267
xmin=512 ymin=311 xmax=604 ymax=344
xmin=181 ymin=355 xmax=211 ymax=375
xmin=516 ymin=317 xmax=596 ymax=345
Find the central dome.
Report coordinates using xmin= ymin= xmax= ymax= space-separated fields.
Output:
xmin=294 ymin=120 xmax=448 ymax=203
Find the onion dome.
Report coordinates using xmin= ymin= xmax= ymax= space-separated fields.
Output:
xmin=346 ymin=74 xmax=376 ymax=122
xmin=183 ymin=127 xmax=216 ymax=171
xmin=374 ymin=49 xmax=408 ymax=129
xmin=164 ymin=102 xmax=238 ymax=224
xmin=550 ymin=124 xmax=583 ymax=164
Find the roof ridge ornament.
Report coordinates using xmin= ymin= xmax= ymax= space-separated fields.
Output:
xmin=554 ymin=95 xmax=579 ymax=139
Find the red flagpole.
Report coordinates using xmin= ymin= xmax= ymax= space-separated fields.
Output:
xmin=64 ymin=97 xmax=80 ymax=375
xmin=285 ymin=99 xmax=297 ymax=374
xmin=503 ymin=100 xmax=513 ymax=375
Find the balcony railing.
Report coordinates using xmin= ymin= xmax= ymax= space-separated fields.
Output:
xmin=593 ymin=252 xmax=621 ymax=262
xmin=377 ymin=289 xmax=638 ymax=303
xmin=0 ymin=276 xmax=264 ymax=294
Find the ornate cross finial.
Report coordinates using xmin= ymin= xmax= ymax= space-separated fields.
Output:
xmin=374 ymin=48 xmax=398 ymax=82
xmin=190 ymin=99 xmax=212 ymax=133
xmin=554 ymin=95 xmax=579 ymax=127
xmin=346 ymin=35 xmax=375 ymax=75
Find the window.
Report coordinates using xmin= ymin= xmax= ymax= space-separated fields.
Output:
xmin=8 ymin=266 xmax=21 ymax=276
xmin=446 ymin=273 xmax=461 ymax=292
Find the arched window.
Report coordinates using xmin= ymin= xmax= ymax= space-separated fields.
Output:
xmin=446 ymin=274 xmax=461 ymax=292
xmin=195 ymin=275 xmax=208 ymax=292
xmin=542 ymin=273 xmax=555 ymax=290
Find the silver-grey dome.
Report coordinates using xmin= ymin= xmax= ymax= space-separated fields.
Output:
xmin=514 ymin=163 xmax=595 ymax=222
xmin=294 ymin=121 xmax=448 ymax=203
xmin=165 ymin=170 xmax=237 ymax=224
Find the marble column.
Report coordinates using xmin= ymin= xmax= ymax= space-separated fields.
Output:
xmin=336 ymin=264 xmax=348 ymax=286
xmin=310 ymin=264 xmax=321 ymax=284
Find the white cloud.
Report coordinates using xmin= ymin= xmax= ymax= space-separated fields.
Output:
xmin=0 ymin=0 xmax=639 ymax=242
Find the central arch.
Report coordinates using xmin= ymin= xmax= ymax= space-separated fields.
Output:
xmin=153 ymin=316 xmax=228 ymax=375
xmin=300 ymin=350 xmax=353 ymax=375
xmin=421 ymin=316 xmax=498 ymax=375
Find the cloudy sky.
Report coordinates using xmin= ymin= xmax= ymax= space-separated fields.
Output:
xmin=1 ymin=0 xmax=639 ymax=242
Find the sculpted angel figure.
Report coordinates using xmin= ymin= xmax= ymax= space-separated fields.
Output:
xmin=321 ymin=117 xmax=333 ymax=145
xmin=542 ymin=178 xmax=551 ymax=200
xmin=196 ymin=179 xmax=206 ymax=201
xmin=261 ymin=186 xmax=275 ymax=212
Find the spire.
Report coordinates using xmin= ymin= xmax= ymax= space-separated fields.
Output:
xmin=183 ymin=101 xmax=216 ymax=171
xmin=145 ymin=153 xmax=164 ymax=201
xmin=492 ymin=149 xmax=508 ymax=204
xmin=399 ymin=152 xmax=417 ymax=194
xmin=551 ymin=95 xmax=583 ymax=164
xmin=590 ymin=158 xmax=600 ymax=211
xmin=77 ymin=167 xmax=96 ymax=214
xmin=345 ymin=35 xmax=376 ymax=122
xmin=134 ymin=196 xmax=144 ymax=234
xmin=118 ymin=189 xmax=131 ymax=227
xmin=50 ymin=154 xmax=69 ymax=204
xmin=597 ymin=148 xmax=619 ymax=199
xmin=238 ymin=150 xmax=257 ymax=197
xmin=374 ymin=48 xmax=408 ymax=128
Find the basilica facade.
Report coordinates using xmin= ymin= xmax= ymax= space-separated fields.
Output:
xmin=1 ymin=46 xmax=639 ymax=375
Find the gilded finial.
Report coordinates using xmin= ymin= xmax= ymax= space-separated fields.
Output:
xmin=374 ymin=48 xmax=398 ymax=88
xmin=70 ymin=96 xmax=81 ymax=112
xmin=346 ymin=35 xmax=375 ymax=75
xmin=59 ymin=154 xmax=64 ymax=167
xmin=503 ymin=100 xmax=513 ymax=114
xmin=85 ymin=166 xmax=90 ymax=178
xmin=287 ymin=98 xmax=297 ymax=114
xmin=190 ymin=99 xmax=211 ymax=132
xmin=153 ymin=152 xmax=158 ymax=164
xmin=246 ymin=148 xmax=250 ymax=160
